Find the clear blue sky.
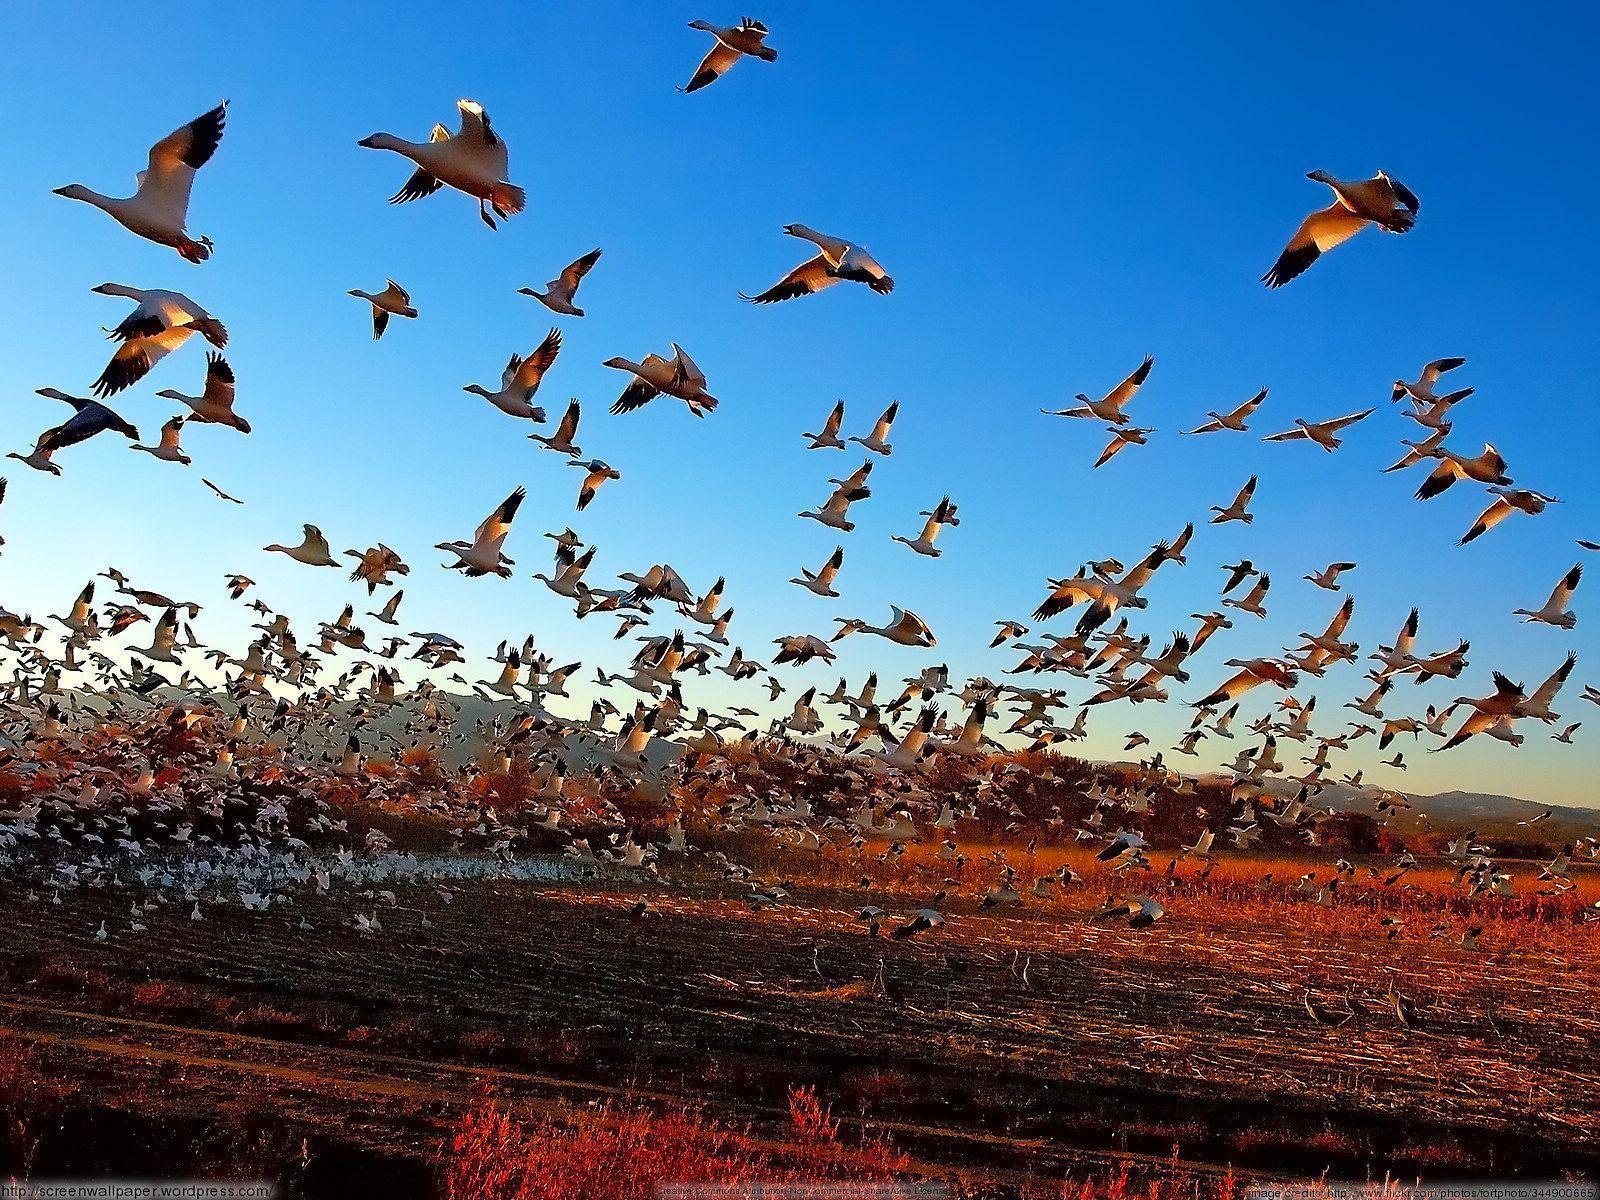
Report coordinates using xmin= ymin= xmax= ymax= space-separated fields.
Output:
xmin=2 ymin=3 xmax=1597 ymax=805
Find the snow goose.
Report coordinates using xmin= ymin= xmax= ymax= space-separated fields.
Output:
xmin=1194 ymin=658 xmax=1298 ymax=707
xmin=1460 ymin=487 xmax=1561 ymax=545
xmin=1043 ymin=356 xmax=1152 ymax=425
xmin=1263 ymin=408 xmax=1375 ymax=452
xmin=1304 ymin=561 xmax=1356 ymax=590
xmin=437 ymin=487 xmax=525 ymax=577
xmin=203 ymin=478 xmax=242 ymax=504
xmin=604 ymin=344 xmax=718 ymax=416
xmin=682 ymin=18 xmax=778 ymax=92
xmin=1094 ymin=424 xmax=1152 ymax=468
xmin=530 ymin=399 xmax=582 ymax=456
xmin=791 ymin=546 xmax=845 ymax=597
xmin=1514 ymin=565 xmax=1580 ymax=628
xmin=368 ymin=590 xmax=404 ymax=626
xmin=1384 ymin=426 xmax=1451 ymax=473
xmin=155 ymin=354 xmax=251 ymax=433
xmin=358 ymin=99 xmax=525 ymax=228
xmin=571 ymin=460 xmax=621 ymax=511
xmin=348 ymin=280 xmax=416 ymax=340
xmin=1210 ymin=476 xmax=1257 ymax=524
xmin=832 ymin=606 xmax=936 ymax=648
xmin=54 ymin=103 xmax=227 ymax=262
xmin=1394 ymin=357 xmax=1466 ymax=404
xmin=1516 ymin=652 xmax=1576 ymax=723
xmin=518 ymin=249 xmax=602 ymax=316
xmin=800 ymin=461 xmax=873 ymax=531
xmin=771 ymin=634 xmax=836 ymax=666
xmin=264 ymin=524 xmax=338 ymax=567
xmin=804 ymin=400 xmax=846 ymax=449
xmin=1553 ymin=721 xmax=1582 ymax=744
xmin=465 ymin=330 xmax=562 ymax=420
xmin=90 ymin=284 xmax=227 ymax=397
xmin=848 ymin=402 xmax=898 ymax=455
xmin=1263 ymin=170 xmax=1419 ymax=288
xmin=346 ymin=544 xmax=408 ymax=593
xmin=1440 ymin=673 xmax=1527 ymax=750
xmin=1411 ymin=441 xmax=1512 ymax=499
xmin=1182 ymin=388 xmax=1266 ymax=435
xmin=892 ymin=497 xmax=958 ymax=556
xmin=741 ymin=224 xmax=892 ymax=302
xmin=132 ymin=416 xmax=191 ymax=466
xmin=7 ymin=390 xmax=140 ymax=475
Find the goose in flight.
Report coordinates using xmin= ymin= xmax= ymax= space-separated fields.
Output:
xmin=1182 ymin=388 xmax=1267 ymax=436
xmin=892 ymin=497 xmax=958 ymax=556
xmin=264 ymin=524 xmax=338 ymax=567
xmin=1194 ymin=658 xmax=1299 ymax=707
xmin=1263 ymin=408 xmax=1375 ymax=452
xmin=848 ymin=402 xmax=899 ymax=455
xmin=1553 ymin=721 xmax=1582 ymax=744
xmin=740 ymin=225 xmax=893 ymax=302
xmin=791 ymin=546 xmax=844 ymax=597
xmin=1043 ymin=356 xmax=1152 ymax=425
xmin=8 ymin=390 xmax=140 ymax=476
xmin=1304 ymin=561 xmax=1357 ymax=591
xmin=1514 ymin=565 xmax=1581 ymax=629
xmin=1223 ymin=573 xmax=1271 ymax=619
xmin=90 ymin=284 xmax=228 ymax=397
xmin=358 ymin=99 xmax=525 ymax=228
xmin=1094 ymin=425 xmax=1152 ymax=469
xmin=518 ymin=248 xmax=602 ymax=316
xmin=132 ymin=416 xmax=191 ymax=466
xmin=572 ymin=460 xmax=621 ymax=511
xmin=203 ymin=478 xmax=242 ymax=504
xmin=682 ymin=17 xmax=778 ymax=93
xmin=1394 ymin=357 xmax=1467 ymax=404
xmin=1262 ymin=170 xmax=1419 ymax=288
xmin=1384 ymin=426 xmax=1451 ymax=473
xmin=800 ymin=461 xmax=873 ymax=531
xmin=1461 ymin=487 xmax=1561 ymax=545
xmin=437 ymin=487 xmax=525 ymax=577
xmin=833 ymin=607 xmax=936 ymax=648
xmin=54 ymin=102 xmax=227 ymax=262
xmin=772 ymin=634 xmax=836 ymax=666
xmin=348 ymin=280 xmax=417 ymax=340
xmin=1440 ymin=673 xmax=1528 ymax=750
xmin=1093 ymin=895 xmax=1165 ymax=929
xmin=804 ymin=400 xmax=846 ymax=450
xmin=604 ymin=344 xmax=718 ymax=416
xmin=155 ymin=353 xmax=251 ymax=433
xmin=1034 ymin=541 xmax=1172 ymax=633
xmin=1410 ymin=441 xmax=1512 ymax=500
xmin=530 ymin=399 xmax=582 ymax=456
xmin=1210 ymin=476 xmax=1257 ymax=524
xmin=465 ymin=330 xmax=562 ymax=420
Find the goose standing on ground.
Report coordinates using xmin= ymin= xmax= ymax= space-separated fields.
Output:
xmin=681 ymin=17 xmax=778 ymax=93
xmin=530 ymin=399 xmax=582 ymax=456
xmin=518 ymin=249 xmax=602 ymax=316
xmin=358 ymin=99 xmax=525 ymax=229
xmin=1394 ymin=357 xmax=1467 ymax=403
xmin=437 ymin=487 xmax=526 ymax=577
xmin=892 ymin=497 xmax=958 ymax=557
xmin=833 ymin=607 xmax=937 ymax=648
xmin=54 ymin=103 xmax=227 ymax=262
xmin=849 ymin=402 xmax=899 ymax=455
xmin=132 ymin=417 xmax=191 ymax=466
xmin=804 ymin=400 xmax=846 ymax=450
xmin=1211 ymin=476 xmax=1257 ymax=524
xmin=264 ymin=525 xmax=338 ymax=567
xmin=1183 ymin=388 xmax=1267 ymax=435
xmin=90 ymin=284 xmax=228 ymax=397
xmin=604 ymin=344 xmax=718 ymax=416
xmin=1514 ymin=565 xmax=1581 ymax=629
xmin=155 ymin=354 xmax=251 ymax=433
xmin=1043 ymin=356 xmax=1153 ymax=425
xmin=792 ymin=547 xmax=845 ymax=597
xmin=348 ymin=280 xmax=416 ymax=340
xmin=1263 ymin=408 xmax=1375 ymax=452
xmin=1461 ymin=488 xmax=1562 ymax=545
xmin=740 ymin=224 xmax=893 ymax=302
xmin=465 ymin=330 xmax=562 ymax=421
xmin=1262 ymin=170 xmax=1419 ymax=288
xmin=571 ymin=461 xmax=621 ymax=511
xmin=8 ymin=390 xmax=140 ymax=476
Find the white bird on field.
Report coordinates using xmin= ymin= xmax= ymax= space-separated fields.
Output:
xmin=358 ymin=99 xmax=524 ymax=228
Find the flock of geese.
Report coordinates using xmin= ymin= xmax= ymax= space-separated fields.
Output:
xmin=1 ymin=19 xmax=1595 ymax=969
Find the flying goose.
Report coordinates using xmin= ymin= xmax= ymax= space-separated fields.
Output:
xmin=1411 ymin=441 xmax=1512 ymax=500
xmin=848 ymin=402 xmax=898 ymax=455
xmin=604 ymin=344 xmax=718 ymax=416
xmin=1394 ymin=357 xmax=1467 ymax=404
xmin=202 ymin=478 xmax=242 ymax=504
xmin=682 ymin=17 xmax=778 ymax=93
xmin=1210 ymin=476 xmax=1257 ymax=524
xmin=155 ymin=353 xmax=251 ymax=433
xmin=1194 ymin=658 xmax=1298 ymax=707
xmin=436 ymin=487 xmax=525 ymax=577
xmin=571 ymin=460 xmax=621 ymax=511
xmin=892 ymin=497 xmax=958 ymax=556
xmin=348 ymin=280 xmax=417 ymax=339
xmin=800 ymin=461 xmax=873 ymax=531
xmin=740 ymin=225 xmax=893 ymax=302
xmin=1384 ymin=426 xmax=1451 ymax=473
xmin=54 ymin=102 xmax=227 ymax=262
xmin=465 ymin=330 xmax=562 ymax=420
xmin=833 ymin=607 xmax=936 ymax=648
xmin=804 ymin=400 xmax=846 ymax=449
xmin=90 ymin=284 xmax=228 ymax=397
xmin=1043 ymin=356 xmax=1153 ymax=425
xmin=1440 ymin=673 xmax=1528 ymax=750
xmin=1223 ymin=573 xmax=1271 ymax=618
xmin=1263 ymin=408 xmax=1375 ymax=452
xmin=1514 ymin=565 xmax=1581 ymax=629
xmin=132 ymin=416 xmax=191 ymax=466
xmin=1461 ymin=487 xmax=1561 ymax=545
xmin=518 ymin=248 xmax=602 ymax=316
xmin=1094 ymin=425 xmax=1152 ymax=468
xmin=791 ymin=547 xmax=845 ymax=597
xmin=530 ymin=399 xmax=582 ymax=456
xmin=264 ymin=524 xmax=338 ymax=567
xmin=772 ymin=634 xmax=836 ymax=666
xmin=358 ymin=99 xmax=525 ymax=228
xmin=1263 ymin=170 xmax=1419 ymax=288
xmin=8 ymin=390 xmax=140 ymax=476
xmin=1182 ymin=388 xmax=1266 ymax=435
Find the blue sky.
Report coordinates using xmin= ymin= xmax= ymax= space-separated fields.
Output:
xmin=2 ymin=3 xmax=1597 ymax=805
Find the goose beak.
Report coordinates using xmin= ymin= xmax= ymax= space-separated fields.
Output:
xmin=356 ymin=135 xmax=381 ymax=149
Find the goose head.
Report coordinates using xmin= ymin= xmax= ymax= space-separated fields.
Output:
xmin=463 ymin=384 xmax=493 ymax=400
xmin=356 ymin=133 xmax=402 ymax=151
xmin=1306 ymin=170 xmax=1337 ymax=185
xmin=7 ymin=451 xmax=60 ymax=477
xmin=52 ymin=184 xmax=99 ymax=203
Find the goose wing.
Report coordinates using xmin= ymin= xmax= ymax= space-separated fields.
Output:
xmin=555 ymin=248 xmax=602 ymax=294
xmin=136 ymin=102 xmax=227 ymax=220
xmin=1262 ymin=201 xmax=1367 ymax=288
xmin=203 ymin=353 xmax=235 ymax=409
xmin=1103 ymin=356 xmax=1154 ymax=411
xmin=739 ymin=254 xmax=839 ymax=304
xmin=514 ymin=328 xmax=562 ymax=390
xmin=682 ymin=42 xmax=740 ymax=93
xmin=475 ymin=487 xmax=527 ymax=548
xmin=94 ymin=326 xmax=195 ymax=397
